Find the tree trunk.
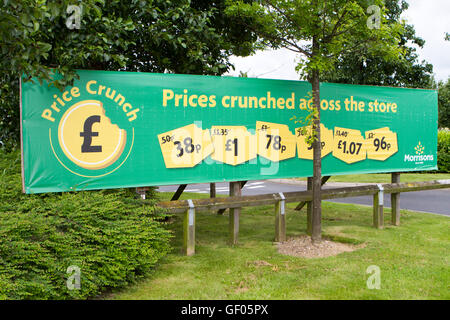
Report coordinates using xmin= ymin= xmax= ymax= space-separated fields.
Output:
xmin=310 ymin=37 xmax=322 ymax=242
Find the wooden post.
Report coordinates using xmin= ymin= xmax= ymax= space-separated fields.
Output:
xmin=295 ymin=176 xmax=330 ymax=211
xmin=171 ymin=184 xmax=187 ymax=201
xmin=218 ymin=181 xmax=246 ymax=215
xmin=306 ymin=177 xmax=313 ymax=236
xmin=183 ymin=199 xmax=195 ymax=256
xmin=229 ymin=181 xmax=241 ymax=245
xmin=275 ymin=193 xmax=286 ymax=242
xmin=391 ymin=173 xmax=401 ymax=226
xmin=373 ymin=185 xmax=384 ymax=229
xmin=136 ymin=187 xmax=149 ymax=199
xmin=210 ymin=183 xmax=216 ymax=198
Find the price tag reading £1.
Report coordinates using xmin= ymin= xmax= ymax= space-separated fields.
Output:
xmin=210 ymin=126 xmax=257 ymax=166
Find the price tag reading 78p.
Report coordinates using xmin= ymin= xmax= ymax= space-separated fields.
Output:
xmin=158 ymin=123 xmax=214 ymax=168
xmin=332 ymin=127 xmax=367 ymax=164
xmin=365 ymin=127 xmax=398 ymax=161
xmin=256 ymin=121 xmax=296 ymax=162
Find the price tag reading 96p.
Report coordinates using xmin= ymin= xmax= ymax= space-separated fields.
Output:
xmin=332 ymin=127 xmax=367 ymax=164
xmin=256 ymin=121 xmax=296 ymax=162
xmin=365 ymin=127 xmax=398 ymax=161
xmin=158 ymin=123 xmax=213 ymax=168
xmin=210 ymin=126 xmax=257 ymax=166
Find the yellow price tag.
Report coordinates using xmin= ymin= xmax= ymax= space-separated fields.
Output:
xmin=158 ymin=123 xmax=213 ymax=168
xmin=210 ymin=126 xmax=257 ymax=166
xmin=332 ymin=127 xmax=367 ymax=164
xmin=365 ymin=127 xmax=398 ymax=161
xmin=256 ymin=121 xmax=296 ymax=162
xmin=295 ymin=123 xmax=334 ymax=160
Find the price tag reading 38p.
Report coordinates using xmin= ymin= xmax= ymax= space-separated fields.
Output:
xmin=158 ymin=123 xmax=213 ymax=168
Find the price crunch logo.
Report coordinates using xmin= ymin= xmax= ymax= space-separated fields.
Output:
xmin=41 ymin=80 xmax=137 ymax=177
xmin=58 ymin=100 xmax=127 ymax=170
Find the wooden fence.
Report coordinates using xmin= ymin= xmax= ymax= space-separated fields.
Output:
xmin=155 ymin=179 xmax=450 ymax=256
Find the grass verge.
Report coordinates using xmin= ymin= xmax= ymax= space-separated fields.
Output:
xmin=108 ymin=192 xmax=450 ymax=300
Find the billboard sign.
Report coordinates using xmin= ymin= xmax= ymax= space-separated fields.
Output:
xmin=21 ymin=70 xmax=438 ymax=193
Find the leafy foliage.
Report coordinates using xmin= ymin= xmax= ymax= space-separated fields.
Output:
xmin=438 ymin=78 xmax=450 ymax=129
xmin=0 ymin=0 xmax=259 ymax=146
xmin=226 ymin=0 xmax=404 ymax=240
xmin=320 ymin=0 xmax=434 ymax=88
xmin=226 ymin=0 xmax=403 ymax=77
xmin=437 ymin=129 xmax=450 ymax=173
xmin=0 ymin=72 xmax=19 ymax=149
xmin=0 ymin=149 xmax=172 ymax=299
xmin=290 ymin=91 xmax=319 ymax=147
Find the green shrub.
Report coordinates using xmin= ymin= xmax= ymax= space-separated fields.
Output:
xmin=437 ymin=129 xmax=450 ymax=173
xmin=0 ymin=149 xmax=172 ymax=299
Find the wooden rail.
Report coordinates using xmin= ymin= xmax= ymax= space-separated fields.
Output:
xmin=155 ymin=180 xmax=450 ymax=255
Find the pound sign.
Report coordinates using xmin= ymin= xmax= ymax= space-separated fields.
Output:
xmin=80 ymin=115 xmax=102 ymax=153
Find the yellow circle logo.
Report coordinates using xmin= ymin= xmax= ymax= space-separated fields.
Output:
xmin=58 ymin=100 xmax=127 ymax=170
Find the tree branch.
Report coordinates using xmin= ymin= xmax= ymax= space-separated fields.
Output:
xmin=260 ymin=0 xmax=311 ymax=57
xmin=324 ymin=8 xmax=349 ymax=43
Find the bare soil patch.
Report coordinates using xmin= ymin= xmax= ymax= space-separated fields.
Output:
xmin=277 ymin=236 xmax=364 ymax=258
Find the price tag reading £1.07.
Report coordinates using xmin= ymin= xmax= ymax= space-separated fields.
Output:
xmin=332 ymin=127 xmax=367 ymax=164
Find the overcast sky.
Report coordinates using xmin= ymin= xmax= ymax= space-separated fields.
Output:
xmin=225 ymin=0 xmax=450 ymax=83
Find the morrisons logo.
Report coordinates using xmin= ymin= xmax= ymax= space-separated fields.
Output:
xmin=404 ymin=142 xmax=434 ymax=163
xmin=404 ymin=154 xmax=434 ymax=162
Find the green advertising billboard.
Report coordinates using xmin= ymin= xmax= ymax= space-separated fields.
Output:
xmin=21 ymin=70 xmax=438 ymax=194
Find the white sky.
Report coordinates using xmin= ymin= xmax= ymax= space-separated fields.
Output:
xmin=225 ymin=0 xmax=450 ymax=83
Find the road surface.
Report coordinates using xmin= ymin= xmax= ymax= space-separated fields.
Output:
xmin=157 ymin=180 xmax=450 ymax=216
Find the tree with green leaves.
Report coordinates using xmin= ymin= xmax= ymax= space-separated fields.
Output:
xmin=0 ymin=0 xmax=259 ymax=147
xmin=438 ymin=78 xmax=450 ymax=129
xmin=226 ymin=0 xmax=403 ymax=241
xmin=320 ymin=0 xmax=434 ymax=89
xmin=440 ymin=32 xmax=450 ymax=128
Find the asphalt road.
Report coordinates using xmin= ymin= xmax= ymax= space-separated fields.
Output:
xmin=157 ymin=180 xmax=450 ymax=216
